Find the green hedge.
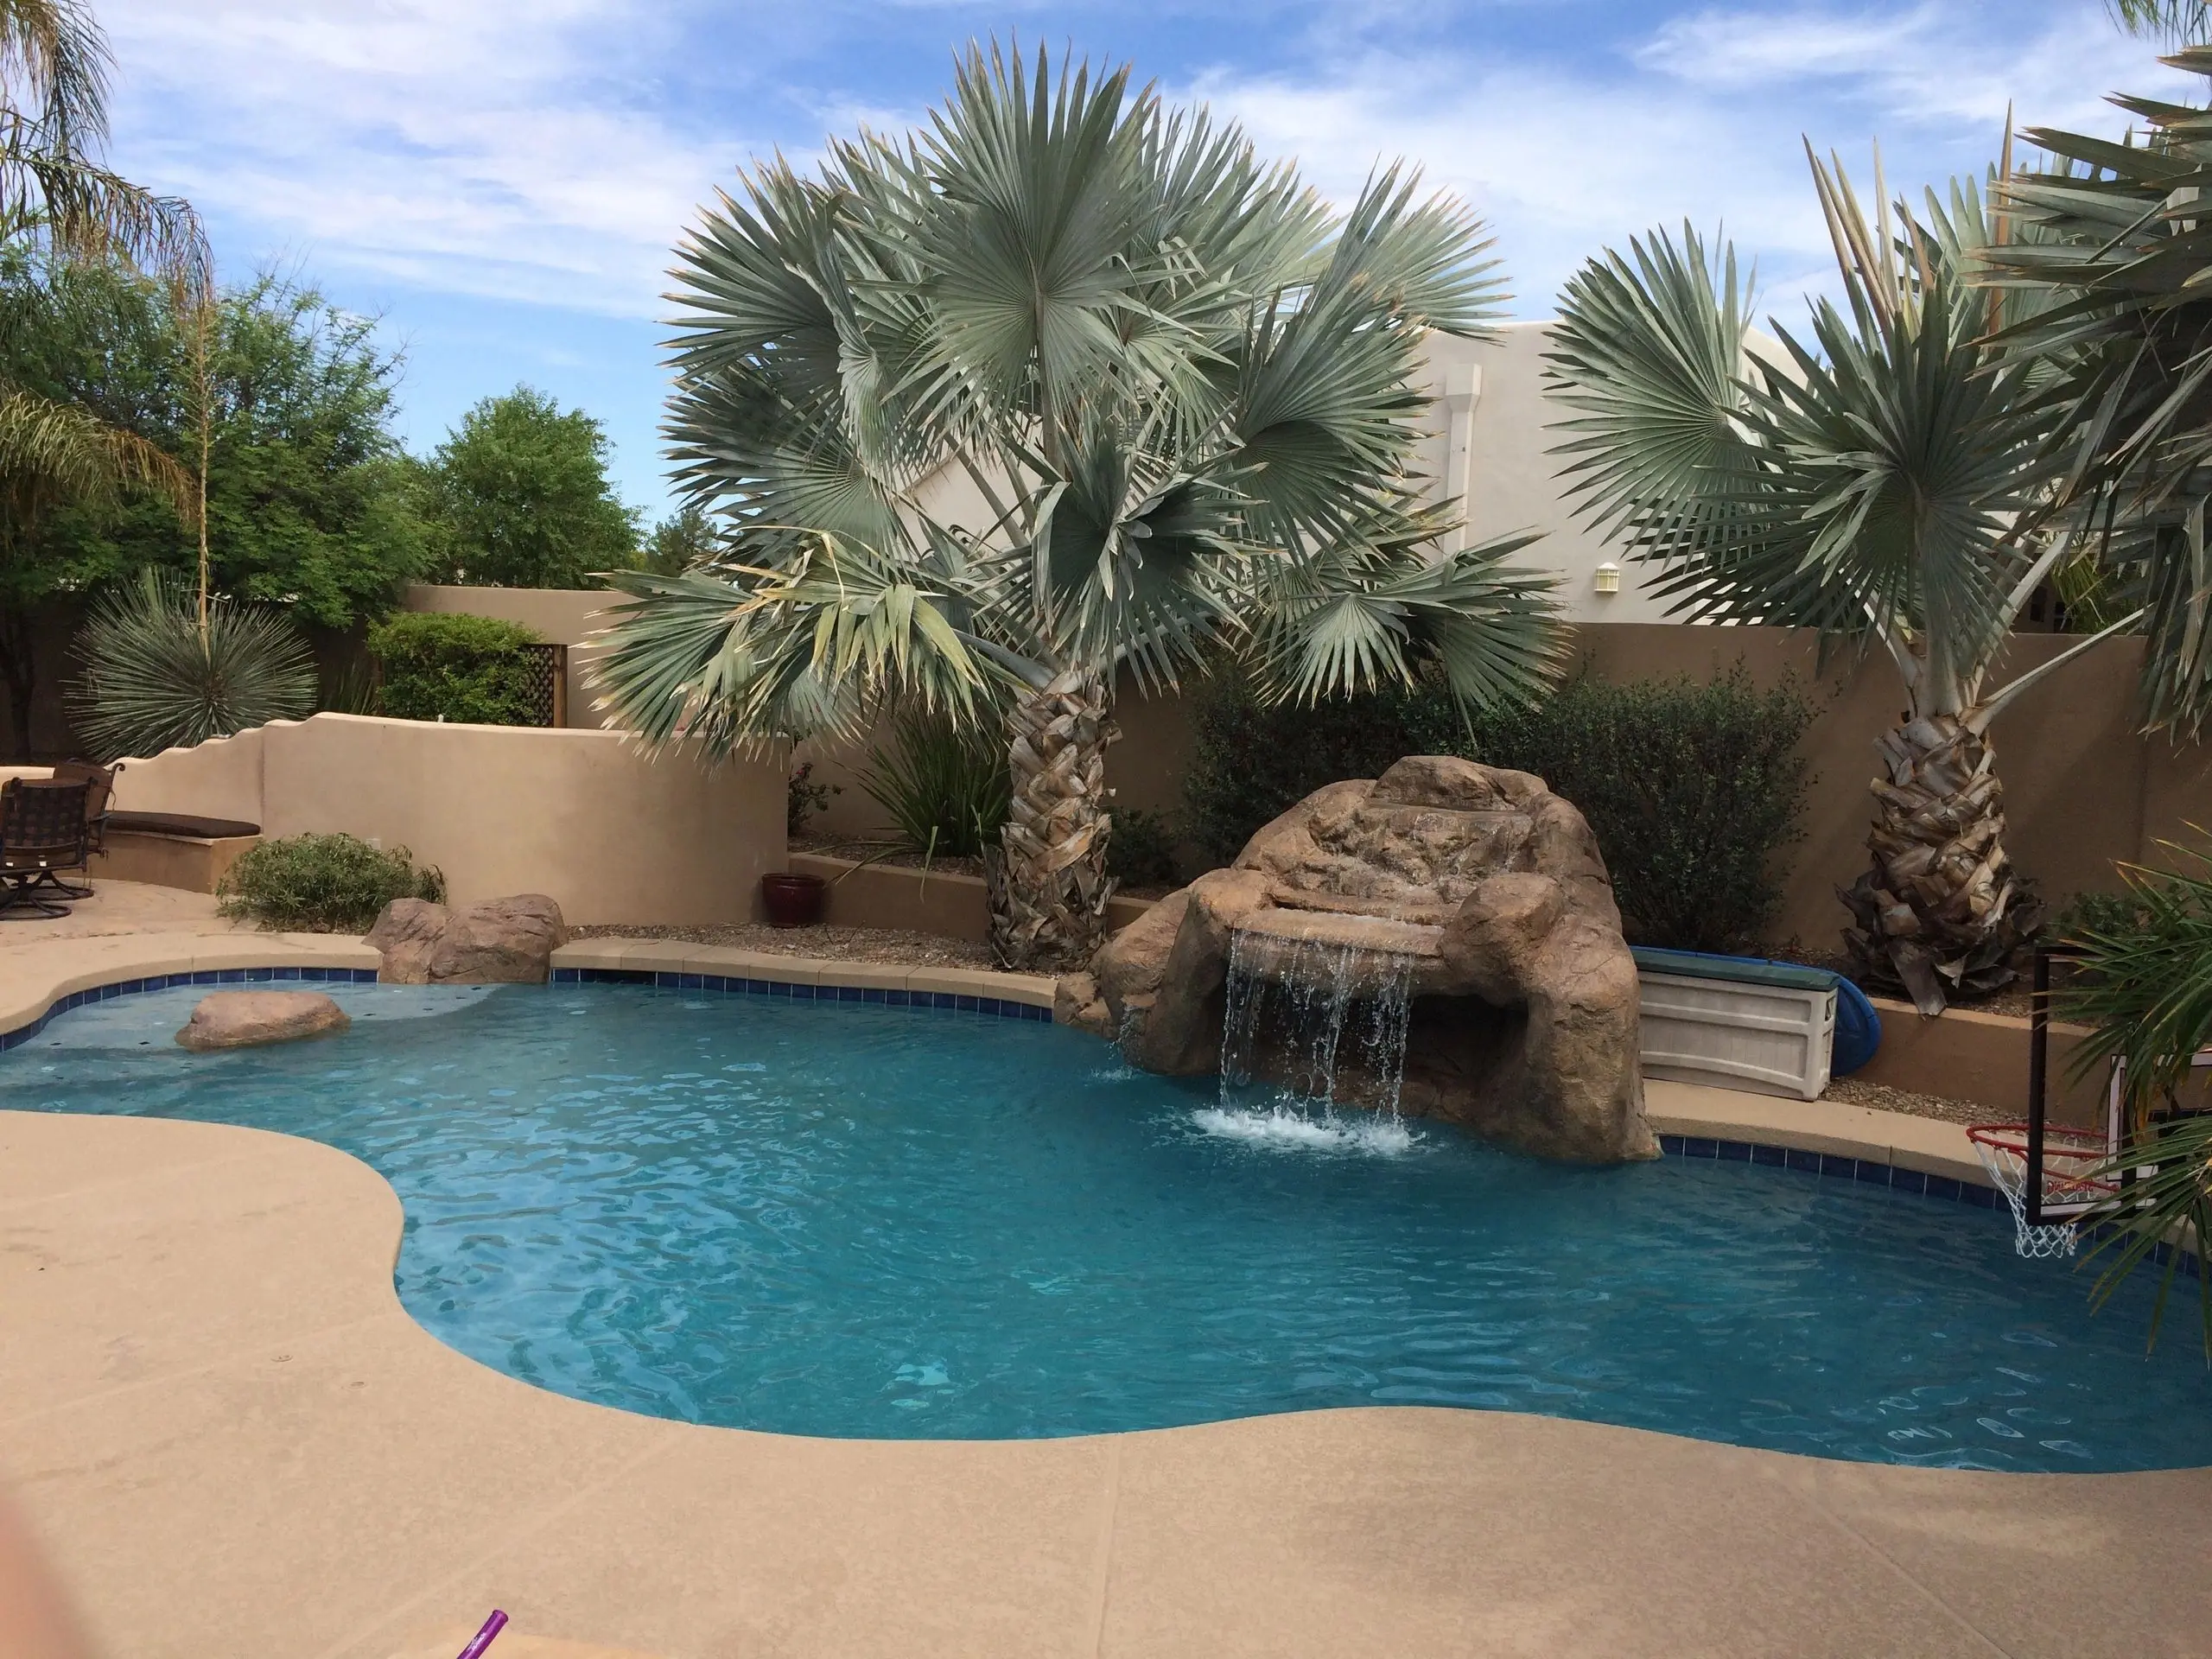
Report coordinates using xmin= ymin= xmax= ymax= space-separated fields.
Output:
xmin=217 ymin=832 xmax=445 ymax=932
xmin=365 ymin=612 xmax=545 ymax=725
xmin=1183 ymin=666 xmax=1816 ymax=955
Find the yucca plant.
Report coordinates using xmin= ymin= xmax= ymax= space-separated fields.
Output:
xmin=856 ymin=707 xmax=1011 ymax=861
xmin=1545 ymin=156 xmax=2142 ymax=1013
xmin=593 ymin=42 xmax=1564 ymax=971
xmin=67 ymin=567 xmax=315 ymax=759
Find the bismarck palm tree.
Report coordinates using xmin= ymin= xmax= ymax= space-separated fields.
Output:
xmin=594 ymin=44 xmax=1565 ymax=971
xmin=1979 ymin=48 xmax=2212 ymax=733
xmin=1546 ymin=153 xmax=2142 ymax=1014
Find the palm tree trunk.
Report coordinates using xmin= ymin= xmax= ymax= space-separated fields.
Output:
xmin=986 ymin=668 xmax=1120 ymax=972
xmin=1840 ymin=711 xmax=2044 ymax=1015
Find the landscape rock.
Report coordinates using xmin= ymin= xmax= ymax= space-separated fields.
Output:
xmin=1092 ymin=756 xmax=1654 ymax=1164
xmin=176 ymin=990 xmax=349 ymax=1052
xmin=367 ymin=894 xmax=567 ymax=984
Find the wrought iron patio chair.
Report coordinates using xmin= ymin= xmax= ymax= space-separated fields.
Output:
xmin=48 ymin=760 xmax=116 ymax=860
xmin=0 ymin=779 xmax=91 ymax=916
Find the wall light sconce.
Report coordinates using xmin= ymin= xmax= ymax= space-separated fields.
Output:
xmin=1593 ymin=562 xmax=1622 ymax=594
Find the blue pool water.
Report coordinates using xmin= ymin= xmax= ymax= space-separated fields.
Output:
xmin=10 ymin=980 xmax=2212 ymax=1470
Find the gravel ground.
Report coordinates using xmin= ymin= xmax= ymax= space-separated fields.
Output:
xmin=1822 ymin=1075 xmax=1990 ymax=1126
xmin=569 ymin=922 xmax=995 ymax=969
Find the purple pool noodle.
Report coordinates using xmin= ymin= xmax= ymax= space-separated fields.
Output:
xmin=453 ymin=1610 xmax=508 ymax=1659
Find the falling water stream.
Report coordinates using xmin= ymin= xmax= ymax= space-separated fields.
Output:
xmin=1195 ymin=925 xmax=1421 ymax=1154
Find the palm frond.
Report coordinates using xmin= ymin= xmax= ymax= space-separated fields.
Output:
xmin=603 ymin=37 xmax=1563 ymax=756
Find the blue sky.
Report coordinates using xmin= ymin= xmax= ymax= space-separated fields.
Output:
xmin=99 ymin=0 xmax=2192 ymax=520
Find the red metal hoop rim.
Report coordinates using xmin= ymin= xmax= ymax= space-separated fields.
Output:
xmin=1965 ymin=1122 xmax=2120 ymax=1195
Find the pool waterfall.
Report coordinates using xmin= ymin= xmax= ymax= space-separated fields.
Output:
xmin=1201 ymin=923 xmax=1421 ymax=1150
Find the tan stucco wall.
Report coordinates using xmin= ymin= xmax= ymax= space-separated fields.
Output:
xmin=804 ymin=625 xmax=2212 ymax=952
xmin=108 ymin=714 xmax=781 ymax=925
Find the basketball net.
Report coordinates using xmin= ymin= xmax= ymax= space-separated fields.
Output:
xmin=1966 ymin=1123 xmax=2116 ymax=1259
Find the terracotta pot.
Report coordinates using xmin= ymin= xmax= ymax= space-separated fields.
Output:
xmin=761 ymin=872 xmax=827 ymax=928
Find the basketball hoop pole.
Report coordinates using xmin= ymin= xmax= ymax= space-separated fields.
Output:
xmin=2026 ymin=944 xmax=2087 ymax=1229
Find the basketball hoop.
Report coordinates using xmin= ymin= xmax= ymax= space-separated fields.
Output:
xmin=1967 ymin=1122 xmax=2117 ymax=1258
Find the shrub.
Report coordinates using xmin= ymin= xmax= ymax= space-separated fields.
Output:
xmin=1450 ymin=670 xmax=1817 ymax=954
xmin=857 ymin=708 xmax=1010 ymax=859
xmin=366 ymin=612 xmax=545 ymax=725
xmin=1180 ymin=664 xmax=1816 ymax=954
xmin=1183 ymin=670 xmax=1427 ymax=863
xmin=1107 ymin=805 xmax=1180 ymax=888
xmin=218 ymin=832 xmax=445 ymax=932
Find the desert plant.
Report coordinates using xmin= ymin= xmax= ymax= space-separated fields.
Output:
xmin=217 ymin=830 xmax=444 ymax=932
xmin=593 ymin=42 xmax=1564 ymax=972
xmin=366 ymin=611 xmax=543 ymax=725
xmin=1545 ymin=156 xmax=2139 ymax=1011
xmin=856 ymin=708 xmax=1010 ymax=860
xmin=66 ymin=566 xmax=315 ymax=758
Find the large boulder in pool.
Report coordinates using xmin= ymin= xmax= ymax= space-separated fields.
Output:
xmin=1084 ymin=757 xmax=1654 ymax=1165
xmin=368 ymin=893 xmax=567 ymax=984
xmin=176 ymin=990 xmax=349 ymax=1052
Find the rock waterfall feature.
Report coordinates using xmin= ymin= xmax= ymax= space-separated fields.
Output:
xmin=1065 ymin=756 xmax=1655 ymax=1164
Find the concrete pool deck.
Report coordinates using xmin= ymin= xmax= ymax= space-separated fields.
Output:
xmin=3 ymin=901 xmax=2212 ymax=1656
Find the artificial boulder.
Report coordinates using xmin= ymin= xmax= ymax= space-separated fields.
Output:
xmin=176 ymin=990 xmax=350 ymax=1052
xmin=1089 ymin=757 xmax=1654 ymax=1164
xmin=367 ymin=894 xmax=567 ymax=984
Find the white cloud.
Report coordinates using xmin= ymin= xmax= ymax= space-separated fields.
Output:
xmin=86 ymin=0 xmax=2198 ymax=331
xmin=1191 ymin=0 xmax=2196 ymax=319
xmin=100 ymin=0 xmax=757 ymax=315
xmin=1637 ymin=2 xmax=2190 ymax=130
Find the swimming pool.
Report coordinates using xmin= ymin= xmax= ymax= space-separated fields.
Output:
xmin=10 ymin=979 xmax=2210 ymax=1471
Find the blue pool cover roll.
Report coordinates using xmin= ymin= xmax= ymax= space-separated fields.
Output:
xmin=1629 ymin=946 xmax=1883 ymax=1077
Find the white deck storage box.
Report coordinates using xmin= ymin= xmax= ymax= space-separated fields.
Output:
xmin=1634 ymin=950 xmax=1837 ymax=1101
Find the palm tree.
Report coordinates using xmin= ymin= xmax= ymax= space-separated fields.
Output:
xmin=0 ymin=0 xmax=205 ymax=753
xmin=2107 ymin=2 xmax=2211 ymax=44
xmin=1979 ymin=48 xmax=2212 ymax=734
xmin=594 ymin=45 xmax=1565 ymax=971
xmin=1544 ymin=155 xmax=2140 ymax=1014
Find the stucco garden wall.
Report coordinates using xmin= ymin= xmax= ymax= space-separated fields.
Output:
xmin=798 ymin=626 xmax=2208 ymax=953
xmin=109 ymin=714 xmax=780 ymax=925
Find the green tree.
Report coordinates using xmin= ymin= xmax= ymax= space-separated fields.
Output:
xmin=32 ymin=269 xmax=430 ymax=626
xmin=0 ymin=0 xmax=209 ymax=755
xmin=634 ymin=500 xmax=719 ymax=575
xmin=594 ymin=45 xmax=1565 ymax=971
xmin=0 ymin=257 xmax=428 ymax=754
xmin=416 ymin=385 xmax=638 ymax=588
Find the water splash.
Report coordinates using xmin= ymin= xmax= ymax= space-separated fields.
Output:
xmin=1192 ymin=1104 xmax=1416 ymax=1155
xmin=1211 ymin=925 xmax=1419 ymax=1154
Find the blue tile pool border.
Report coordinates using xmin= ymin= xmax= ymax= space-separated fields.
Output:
xmin=1655 ymin=1131 xmax=2002 ymax=1210
xmin=549 ymin=963 xmax=1053 ymax=1021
